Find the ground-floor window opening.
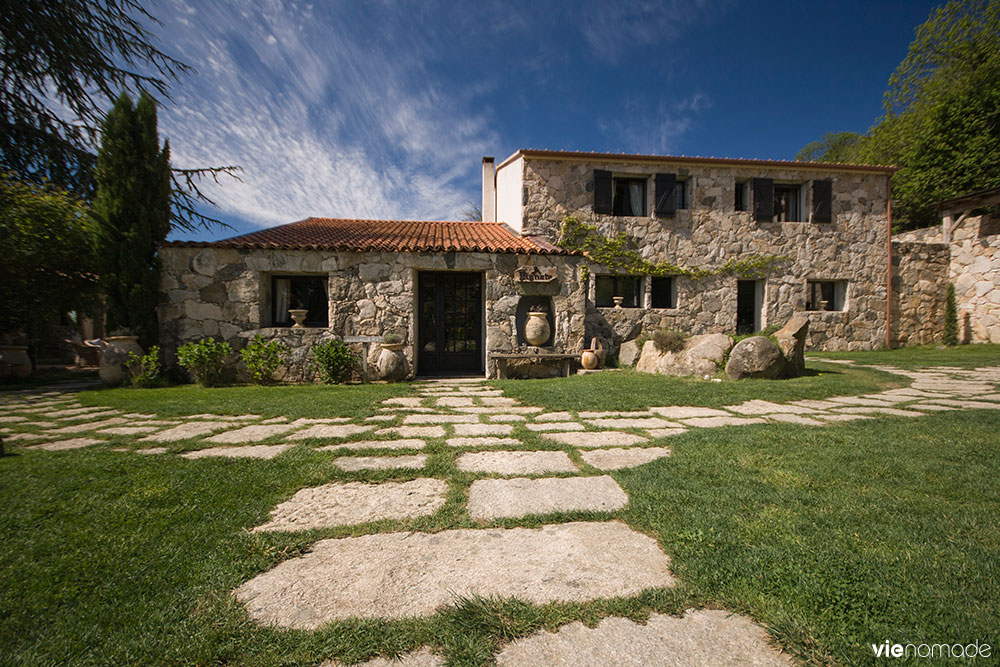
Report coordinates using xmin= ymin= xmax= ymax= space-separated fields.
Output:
xmin=649 ymin=276 xmax=677 ymax=308
xmin=806 ymin=280 xmax=846 ymax=311
xmin=271 ymin=275 xmax=329 ymax=327
xmin=595 ymin=275 xmax=642 ymax=307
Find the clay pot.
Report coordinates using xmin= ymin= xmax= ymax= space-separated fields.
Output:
xmin=99 ymin=336 xmax=144 ymax=386
xmin=580 ymin=349 xmax=599 ymax=370
xmin=523 ymin=311 xmax=551 ymax=346
xmin=0 ymin=345 xmax=32 ymax=380
xmin=288 ymin=309 xmax=309 ymax=328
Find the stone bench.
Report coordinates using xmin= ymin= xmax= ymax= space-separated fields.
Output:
xmin=489 ymin=353 xmax=577 ymax=379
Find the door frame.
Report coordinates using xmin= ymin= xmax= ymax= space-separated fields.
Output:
xmin=414 ymin=270 xmax=486 ymax=377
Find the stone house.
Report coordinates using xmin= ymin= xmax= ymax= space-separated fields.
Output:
xmin=159 ymin=148 xmax=932 ymax=380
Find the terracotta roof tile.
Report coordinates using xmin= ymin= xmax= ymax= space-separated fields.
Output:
xmin=165 ymin=218 xmax=570 ymax=255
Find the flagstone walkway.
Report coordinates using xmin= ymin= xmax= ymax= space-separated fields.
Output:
xmin=2 ymin=361 xmax=999 ymax=664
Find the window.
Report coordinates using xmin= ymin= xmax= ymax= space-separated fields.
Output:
xmin=674 ymin=180 xmax=688 ymax=210
xmin=595 ymin=275 xmax=642 ymax=308
xmin=805 ymin=280 xmax=846 ymax=311
xmin=271 ymin=275 xmax=329 ymax=326
xmin=735 ymin=180 xmax=749 ymax=211
xmin=612 ymin=177 xmax=647 ymax=216
xmin=650 ymin=277 xmax=676 ymax=308
xmin=773 ymin=184 xmax=802 ymax=222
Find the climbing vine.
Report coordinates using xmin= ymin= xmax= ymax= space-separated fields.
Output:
xmin=558 ymin=217 xmax=789 ymax=281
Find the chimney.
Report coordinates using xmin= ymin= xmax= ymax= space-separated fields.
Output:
xmin=481 ymin=156 xmax=496 ymax=222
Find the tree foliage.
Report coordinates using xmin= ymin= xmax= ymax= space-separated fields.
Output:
xmin=797 ymin=0 xmax=1000 ymax=230
xmin=794 ymin=132 xmax=863 ymax=163
xmin=93 ymin=91 xmax=170 ymax=348
xmin=0 ymin=177 xmax=100 ymax=343
xmin=0 ymin=0 xmax=238 ymax=231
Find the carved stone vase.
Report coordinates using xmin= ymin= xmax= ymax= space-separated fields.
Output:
xmin=99 ymin=336 xmax=143 ymax=386
xmin=524 ymin=312 xmax=551 ymax=346
xmin=288 ymin=309 xmax=309 ymax=328
xmin=0 ymin=345 xmax=32 ymax=380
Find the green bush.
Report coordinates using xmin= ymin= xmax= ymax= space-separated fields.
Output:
xmin=943 ymin=283 xmax=958 ymax=346
xmin=311 ymin=338 xmax=357 ymax=384
xmin=127 ymin=345 xmax=162 ymax=388
xmin=239 ymin=335 xmax=289 ymax=385
xmin=652 ymin=329 xmax=687 ymax=353
xmin=176 ymin=338 xmax=232 ymax=386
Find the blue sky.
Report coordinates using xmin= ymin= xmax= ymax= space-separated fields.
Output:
xmin=152 ymin=0 xmax=940 ymax=242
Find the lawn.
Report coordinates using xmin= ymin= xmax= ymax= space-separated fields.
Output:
xmin=1 ymin=347 xmax=998 ymax=666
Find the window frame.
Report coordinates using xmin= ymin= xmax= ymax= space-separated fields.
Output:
xmin=611 ymin=176 xmax=648 ymax=217
xmin=594 ymin=274 xmax=643 ymax=308
xmin=773 ymin=183 xmax=803 ymax=222
xmin=735 ymin=180 xmax=750 ymax=212
xmin=270 ymin=274 xmax=329 ymax=327
xmin=805 ymin=280 xmax=847 ymax=312
xmin=674 ymin=180 xmax=688 ymax=211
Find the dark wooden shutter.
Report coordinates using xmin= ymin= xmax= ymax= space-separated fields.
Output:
xmin=812 ymin=179 xmax=833 ymax=223
xmin=593 ymin=169 xmax=612 ymax=214
xmin=654 ymin=173 xmax=677 ymax=217
xmin=752 ymin=177 xmax=773 ymax=222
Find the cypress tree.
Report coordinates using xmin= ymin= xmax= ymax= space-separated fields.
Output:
xmin=92 ymin=91 xmax=171 ymax=348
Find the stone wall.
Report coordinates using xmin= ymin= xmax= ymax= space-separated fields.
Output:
xmin=889 ymin=240 xmax=950 ymax=347
xmin=515 ymin=156 xmax=891 ymax=352
xmin=949 ymin=215 xmax=1000 ymax=343
xmin=158 ymin=246 xmax=585 ymax=381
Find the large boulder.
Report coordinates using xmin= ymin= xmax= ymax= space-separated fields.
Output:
xmin=725 ymin=336 xmax=786 ymax=380
xmin=774 ymin=314 xmax=809 ymax=377
xmin=618 ymin=339 xmax=641 ymax=367
xmin=636 ymin=333 xmax=733 ymax=377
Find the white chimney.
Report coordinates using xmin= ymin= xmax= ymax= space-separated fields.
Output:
xmin=481 ymin=156 xmax=496 ymax=222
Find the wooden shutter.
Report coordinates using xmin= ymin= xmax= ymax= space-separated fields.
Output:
xmin=654 ymin=173 xmax=677 ymax=217
xmin=593 ymin=169 xmax=612 ymax=214
xmin=812 ymin=179 xmax=833 ymax=223
xmin=752 ymin=177 xmax=773 ymax=222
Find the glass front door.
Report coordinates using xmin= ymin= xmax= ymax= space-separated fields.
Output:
xmin=418 ymin=272 xmax=484 ymax=375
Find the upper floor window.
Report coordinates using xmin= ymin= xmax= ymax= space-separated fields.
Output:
xmin=272 ymin=275 xmax=329 ymax=327
xmin=753 ymin=178 xmax=833 ymax=223
xmin=595 ymin=275 xmax=642 ymax=308
xmin=773 ymin=184 xmax=802 ymax=222
xmin=612 ymin=177 xmax=647 ymax=216
xmin=735 ymin=180 xmax=750 ymax=211
xmin=674 ymin=180 xmax=688 ymax=210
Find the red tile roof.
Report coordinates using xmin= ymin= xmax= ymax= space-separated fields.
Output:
xmin=165 ymin=217 xmax=570 ymax=254
xmin=498 ymin=148 xmax=897 ymax=173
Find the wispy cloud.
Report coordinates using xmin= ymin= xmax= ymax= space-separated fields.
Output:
xmin=599 ymin=93 xmax=711 ymax=154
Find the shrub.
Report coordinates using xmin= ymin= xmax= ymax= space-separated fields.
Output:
xmin=652 ymin=329 xmax=687 ymax=353
xmin=943 ymin=283 xmax=958 ymax=346
xmin=382 ymin=332 xmax=403 ymax=344
xmin=239 ymin=335 xmax=290 ymax=385
xmin=127 ymin=345 xmax=162 ymax=388
xmin=176 ymin=338 xmax=232 ymax=386
xmin=311 ymin=338 xmax=357 ymax=384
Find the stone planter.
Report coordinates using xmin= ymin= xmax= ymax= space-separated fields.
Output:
xmin=0 ymin=345 xmax=32 ymax=380
xmin=523 ymin=311 xmax=551 ymax=346
xmin=99 ymin=336 xmax=143 ymax=386
xmin=288 ymin=309 xmax=309 ymax=328
xmin=376 ymin=342 xmax=409 ymax=382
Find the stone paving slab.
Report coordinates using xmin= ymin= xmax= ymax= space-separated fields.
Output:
xmin=488 ymin=414 xmax=527 ymax=422
xmin=291 ymin=418 xmax=354 ymax=425
xmin=122 ymin=413 xmax=159 ymax=419
xmin=286 ymin=424 xmax=374 ymax=440
xmin=495 ymin=609 xmax=791 ymax=667
xmin=912 ymin=403 xmax=958 ymax=411
xmin=435 ymin=396 xmax=475 ymax=407
xmin=825 ymin=397 xmax=897 ymax=408
xmin=577 ymin=411 xmax=654 ymax=419
xmin=47 ymin=417 xmax=128 ymax=434
xmin=182 ymin=444 xmax=294 ymax=460
xmin=261 ymin=417 xmax=288 ymax=424
xmin=98 ymin=425 xmax=164 ymax=436
xmin=467 ymin=475 xmax=628 ymax=519
xmin=254 ymin=479 xmax=448 ymax=532
xmin=650 ymin=406 xmax=730 ymax=419
xmin=235 ymin=521 xmax=673 ymax=626
xmin=317 ymin=439 xmax=427 ymax=451
xmin=402 ymin=414 xmax=479 ymax=424
xmin=46 ymin=406 xmax=114 ymax=418
xmin=320 ymin=647 xmax=443 ymax=667
xmin=456 ymin=450 xmax=578 ymax=475
xmin=333 ymin=454 xmax=428 ymax=471
xmin=135 ymin=447 xmax=169 ymax=455
xmin=376 ymin=425 xmax=446 ymax=438
xmin=5 ymin=432 xmax=51 ymax=442
xmin=205 ymin=424 xmax=302 ymax=444
xmin=726 ymin=400 xmax=818 ymax=416
xmin=788 ymin=399 xmax=844 ymax=410
xmin=365 ymin=415 xmax=397 ymax=422
xmin=453 ymin=406 xmax=542 ymax=414
xmin=479 ymin=397 xmax=519 ymax=407
xmin=185 ymin=414 xmax=260 ymax=421
xmin=833 ymin=407 xmax=924 ymax=417
xmin=0 ymin=416 xmax=27 ymax=423
xmin=542 ymin=431 xmax=649 ymax=448
xmin=379 ymin=406 xmax=437 ymax=413
xmin=30 ymin=437 xmax=103 ymax=451
xmin=679 ymin=416 xmax=768 ymax=428
xmin=766 ymin=413 xmax=828 ymax=426
xmin=579 ymin=447 xmax=672 ymax=470
xmin=525 ymin=422 xmax=585 ymax=432
xmin=446 ymin=437 xmax=521 ymax=448
xmin=816 ymin=414 xmax=873 ymax=422
xmin=534 ymin=411 xmax=575 ymax=422
xmin=382 ymin=397 xmax=424 ymax=407
xmin=140 ymin=421 xmax=248 ymax=442
xmin=452 ymin=423 xmax=514 ymax=436
xmin=585 ymin=417 xmax=674 ymax=429
xmin=647 ymin=428 xmax=688 ymax=438
xmin=923 ymin=399 xmax=1000 ymax=409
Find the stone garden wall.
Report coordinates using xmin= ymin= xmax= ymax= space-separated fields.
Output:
xmin=516 ymin=156 xmax=891 ymax=352
xmin=888 ymin=240 xmax=950 ymax=347
xmin=158 ymin=246 xmax=585 ymax=381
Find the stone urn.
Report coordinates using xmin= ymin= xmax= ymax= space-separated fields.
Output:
xmin=288 ymin=309 xmax=309 ymax=328
xmin=0 ymin=345 xmax=32 ymax=380
xmin=376 ymin=343 xmax=408 ymax=382
xmin=580 ymin=349 xmax=599 ymax=370
xmin=613 ymin=296 xmax=624 ymax=309
xmin=523 ymin=311 xmax=551 ymax=346
xmin=99 ymin=336 xmax=144 ymax=386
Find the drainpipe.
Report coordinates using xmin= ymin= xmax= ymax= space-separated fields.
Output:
xmin=885 ymin=177 xmax=893 ymax=350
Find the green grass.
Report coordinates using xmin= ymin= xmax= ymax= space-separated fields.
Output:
xmin=808 ymin=343 xmax=1000 ymax=369
xmin=76 ymin=382 xmax=412 ymax=419
xmin=491 ymin=362 xmax=903 ymax=412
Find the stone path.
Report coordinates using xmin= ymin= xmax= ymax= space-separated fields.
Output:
xmin=3 ymin=361 xmax=1000 ymax=663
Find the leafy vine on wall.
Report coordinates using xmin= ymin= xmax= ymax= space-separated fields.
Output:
xmin=557 ymin=217 xmax=789 ymax=281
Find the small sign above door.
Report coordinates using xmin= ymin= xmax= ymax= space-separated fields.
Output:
xmin=515 ymin=266 xmax=558 ymax=283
